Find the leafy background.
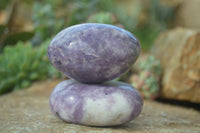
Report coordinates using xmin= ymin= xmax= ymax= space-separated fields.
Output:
xmin=0 ymin=0 xmax=174 ymax=97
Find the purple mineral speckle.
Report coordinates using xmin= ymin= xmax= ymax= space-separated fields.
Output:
xmin=49 ymin=79 xmax=143 ymax=126
xmin=48 ymin=23 xmax=141 ymax=83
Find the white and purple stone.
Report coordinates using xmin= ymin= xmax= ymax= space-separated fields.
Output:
xmin=48 ymin=23 xmax=140 ymax=83
xmin=49 ymin=79 xmax=143 ymax=126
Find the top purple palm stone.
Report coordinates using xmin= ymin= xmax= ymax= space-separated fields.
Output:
xmin=48 ymin=23 xmax=140 ymax=83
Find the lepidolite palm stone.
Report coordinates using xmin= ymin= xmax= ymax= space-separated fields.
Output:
xmin=48 ymin=23 xmax=140 ymax=83
xmin=49 ymin=79 xmax=143 ymax=126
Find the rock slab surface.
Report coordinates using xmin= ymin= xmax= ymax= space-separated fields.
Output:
xmin=151 ymin=28 xmax=200 ymax=103
xmin=0 ymin=80 xmax=200 ymax=133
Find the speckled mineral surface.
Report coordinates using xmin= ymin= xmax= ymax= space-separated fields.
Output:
xmin=49 ymin=79 xmax=143 ymax=126
xmin=48 ymin=23 xmax=140 ymax=83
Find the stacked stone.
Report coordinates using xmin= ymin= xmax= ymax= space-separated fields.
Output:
xmin=47 ymin=23 xmax=143 ymax=126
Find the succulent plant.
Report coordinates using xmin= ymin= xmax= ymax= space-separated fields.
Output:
xmin=131 ymin=55 xmax=162 ymax=99
xmin=0 ymin=40 xmax=61 ymax=94
xmin=120 ymin=55 xmax=162 ymax=99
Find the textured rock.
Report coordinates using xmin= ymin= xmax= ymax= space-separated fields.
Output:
xmin=48 ymin=23 xmax=140 ymax=83
xmin=151 ymin=28 xmax=200 ymax=103
xmin=0 ymin=80 xmax=200 ymax=133
xmin=50 ymin=80 xmax=143 ymax=126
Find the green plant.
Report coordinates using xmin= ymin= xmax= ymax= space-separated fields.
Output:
xmin=135 ymin=0 xmax=174 ymax=51
xmin=87 ymin=12 xmax=116 ymax=24
xmin=0 ymin=40 xmax=60 ymax=94
xmin=149 ymin=0 xmax=175 ymax=30
xmin=124 ymin=0 xmax=174 ymax=51
xmin=133 ymin=26 xmax=160 ymax=51
xmin=119 ymin=55 xmax=162 ymax=99
xmin=67 ymin=0 xmax=115 ymax=26
xmin=31 ymin=2 xmax=65 ymax=45
xmin=131 ymin=55 xmax=161 ymax=99
xmin=0 ymin=0 xmax=11 ymax=9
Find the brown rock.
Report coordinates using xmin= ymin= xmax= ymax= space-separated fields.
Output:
xmin=151 ymin=28 xmax=200 ymax=103
xmin=0 ymin=79 xmax=200 ymax=133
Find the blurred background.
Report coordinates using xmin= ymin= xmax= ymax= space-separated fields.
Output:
xmin=0 ymin=0 xmax=199 ymax=109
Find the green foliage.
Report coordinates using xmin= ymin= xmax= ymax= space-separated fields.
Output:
xmin=131 ymin=55 xmax=162 ymax=99
xmin=111 ymin=1 xmax=141 ymax=32
xmin=0 ymin=0 xmax=11 ymax=9
xmin=135 ymin=0 xmax=174 ymax=51
xmin=67 ymin=0 xmax=115 ymax=26
xmin=87 ymin=12 xmax=116 ymax=24
xmin=2 ymin=31 xmax=34 ymax=46
xmin=136 ymin=56 xmax=161 ymax=76
xmin=0 ymin=40 xmax=61 ymax=94
xmin=31 ymin=2 xmax=65 ymax=45
xmin=149 ymin=0 xmax=175 ymax=30
xmin=133 ymin=26 xmax=160 ymax=51
xmin=0 ymin=27 xmax=34 ymax=51
xmin=0 ymin=25 xmax=7 ymax=37
xmin=0 ymin=0 xmax=174 ymax=95
xmin=67 ymin=0 xmax=99 ymax=26
xmin=2 ymin=0 xmax=175 ymax=52
xmin=119 ymin=55 xmax=161 ymax=99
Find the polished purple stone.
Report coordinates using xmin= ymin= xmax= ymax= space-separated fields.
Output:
xmin=48 ymin=23 xmax=140 ymax=83
xmin=49 ymin=79 xmax=143 ymax=126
